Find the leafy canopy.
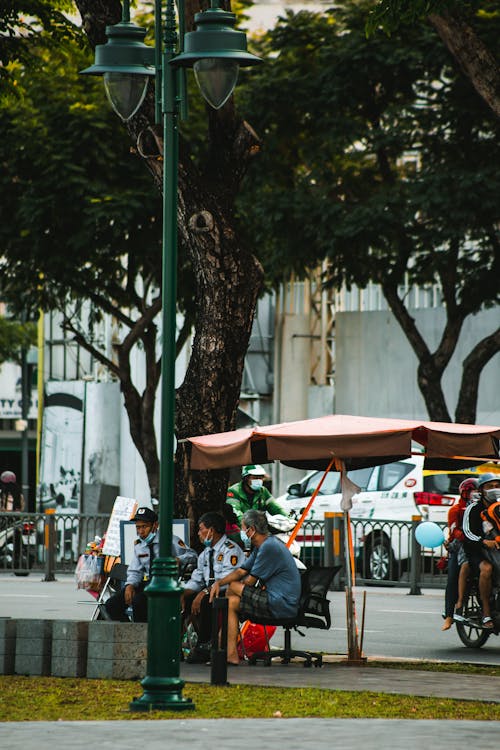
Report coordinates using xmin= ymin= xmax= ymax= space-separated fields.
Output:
xmin=236 ymin=0 xmax=500 ymax=312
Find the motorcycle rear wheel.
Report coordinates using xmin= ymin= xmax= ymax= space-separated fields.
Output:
xmin=456 ymin=589 xmax=491 ymax=648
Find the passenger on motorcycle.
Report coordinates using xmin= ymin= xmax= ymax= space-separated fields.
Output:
xmin=463 ymin=473 xmax=500 ymax=629
xmin=442 ymin=477 xmax=478 ymax=630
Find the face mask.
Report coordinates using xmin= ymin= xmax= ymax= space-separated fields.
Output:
xmin=144 ymin=531 xmax=155 ymax=545
xmin=469 ymin=491 xmax=481 ymax=504
xmin=484 ymin=488 xmax=500 ymax=503
xmin=250 ymin=479 xmax=263 ymax=491
xmin=203 ymin=534 xmax=212 ymax=548
xmin=240 ymin=528 xmax=254 ymax=546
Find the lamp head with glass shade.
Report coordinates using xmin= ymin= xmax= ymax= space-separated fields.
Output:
xmin=172 ymin=7 xmax=261 ymax=109
xmin=81 ymin=5 xmax=261 ymax=118
xmin=81 ymin=20 xmax=155 ymax=121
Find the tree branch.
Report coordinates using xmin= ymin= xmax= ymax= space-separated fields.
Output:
xmin=455 ymin=326 xmax=500 ymax=423
xmin=429 ymin=10 xmax=500 ymax=119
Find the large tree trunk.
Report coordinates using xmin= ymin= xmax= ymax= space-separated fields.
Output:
xmin=429 ymin=10 xmax=500 ymax=119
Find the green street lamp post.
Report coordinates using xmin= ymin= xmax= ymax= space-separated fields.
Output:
xmin=82 ymin=0 xmax=260 ymax=712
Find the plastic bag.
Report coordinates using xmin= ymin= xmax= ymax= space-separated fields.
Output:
xmin=237 ymin=621 xmax=277 ymax=659
xmin=75 ymin=554 xmax=105 ymax=591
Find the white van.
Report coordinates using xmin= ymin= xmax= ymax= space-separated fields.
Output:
xmin=279 ymin=457 xmax=485 ymax=581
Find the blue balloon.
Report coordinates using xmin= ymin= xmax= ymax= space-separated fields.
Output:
xmin=415 ymin=521 xmax=445 ymax=548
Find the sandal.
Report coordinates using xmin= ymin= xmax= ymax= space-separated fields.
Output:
xmin=482 ymin=616 xmax=494 ymax=629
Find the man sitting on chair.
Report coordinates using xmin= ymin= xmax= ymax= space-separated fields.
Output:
xmin=210 ymin=509 xmax=301 ymax=665
xmin=181 ymin=511 xmax=245 ymax=662
xmin=104 ymin=506 xmax=197 ymax=622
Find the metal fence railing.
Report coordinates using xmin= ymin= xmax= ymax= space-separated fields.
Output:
xmin=0 ymin=512 xmax=109 ymax=577
xmin=0 ymin=512 xmax=448 ymax=589
xmin=295 ymin=517 xmax=448 ymax=590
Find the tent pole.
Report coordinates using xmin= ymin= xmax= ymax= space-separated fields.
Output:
xmin=343 ymin=509 xmax=361 ymax=662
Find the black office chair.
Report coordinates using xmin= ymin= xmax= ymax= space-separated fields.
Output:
xmin=245 ymin=565 xmax=340 ymax=667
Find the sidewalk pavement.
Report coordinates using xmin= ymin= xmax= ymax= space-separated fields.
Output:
xmin=2 ymin=719 xmax=500 ymax=749
xmin=181 ymin=655 xmax=500 ymax=703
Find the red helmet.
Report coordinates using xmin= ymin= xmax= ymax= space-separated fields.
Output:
xmin=459 ymin=477 xmax=478 ymax=500
xmin=0 ymin=471 xmax=16 ymax=484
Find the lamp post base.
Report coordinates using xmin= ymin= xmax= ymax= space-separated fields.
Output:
xmin=129 ymin=557 xmax=196 ymax=712
xmin=129 ymin=676 xmax=195 ymax=712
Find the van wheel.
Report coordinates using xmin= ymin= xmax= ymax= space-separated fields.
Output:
xmin=364 ymin=536 xmax=394 ymax=581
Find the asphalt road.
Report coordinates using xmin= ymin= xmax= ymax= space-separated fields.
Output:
xmin=1 ymin=573 xmax=500 ymax=665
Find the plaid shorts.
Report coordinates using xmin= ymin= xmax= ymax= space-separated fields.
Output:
xmin=239 ymin=584 xmax=272 ymax=620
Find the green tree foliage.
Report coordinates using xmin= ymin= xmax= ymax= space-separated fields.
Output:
xmin=0 ymin=12 xmax=184 ymax=493
xmin=0 ymin=318 xmax=37 ymax=366
xmin=366 ymin=0 xmax=500 ymax=119
xmin=237 ymin=0 xmax=500 ymax=422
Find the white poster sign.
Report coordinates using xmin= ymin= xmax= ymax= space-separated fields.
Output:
xmin=38 ymin=381 xmax=84 ymax=512
xmin=101 ymin=496 xmax=138 ymax=557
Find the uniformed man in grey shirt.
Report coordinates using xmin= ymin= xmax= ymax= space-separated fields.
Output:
xmin=181 ymin=511 xmax=245 ymax=662
xmin=104 ymin=506 xmax=197 ymax=622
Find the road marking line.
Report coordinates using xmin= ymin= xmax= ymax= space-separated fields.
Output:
xmin=0 ymin=594 xmax=49 ymax=598
xmin=378 ymin=608 xmax=439 ymax=614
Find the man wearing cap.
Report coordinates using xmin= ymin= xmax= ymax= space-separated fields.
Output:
xmin=104 ymin=506 xmax=197 ymax=622
xmin=226 ymin=465 xmax=287 ymax=525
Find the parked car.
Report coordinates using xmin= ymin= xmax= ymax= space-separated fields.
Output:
xmin=278 ymin=458 xmax=497 ymax=581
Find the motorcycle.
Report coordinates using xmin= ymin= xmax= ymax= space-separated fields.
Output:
xmin=0 ymin=515 xmax=36 ymax=576
xmin=456 ymin=549 xmax=500 ymax=648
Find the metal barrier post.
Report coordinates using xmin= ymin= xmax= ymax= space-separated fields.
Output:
xmin=210 ymin=597 xmax=229 ymax=686
xmin=43 ymin=510 xmax=56 ymax=582
xmin=324 ymin=512 xmax=344 ymax=590
xmin=408 ymin=515 xmax=422 ymax=595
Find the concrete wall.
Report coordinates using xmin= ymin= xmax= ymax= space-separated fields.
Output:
xmin=1 ymin=618 xmax=147 ymax=680
xmin=334 ymin=308 xmax=500 ymax=424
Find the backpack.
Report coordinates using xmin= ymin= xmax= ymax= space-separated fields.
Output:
xmin=481 ymin=501 xmax=500 ymax=541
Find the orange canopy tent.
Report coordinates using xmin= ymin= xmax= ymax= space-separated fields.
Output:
xmin=187 ymin=414 xmax=500 ymax=471
xmin=185 ymin=414 xmax=500 ymax=661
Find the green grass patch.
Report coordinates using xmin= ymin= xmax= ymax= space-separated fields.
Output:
xmin=1 ymin=676 xmax=499 ymax=721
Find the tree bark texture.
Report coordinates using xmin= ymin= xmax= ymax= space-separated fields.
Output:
xmin=455 ymin=326 xmax=500 ymax=424
xmin=429 ymin=11 xmax=500 ymax=119
xmin=76 ymin=0 xmax=264 ymax=539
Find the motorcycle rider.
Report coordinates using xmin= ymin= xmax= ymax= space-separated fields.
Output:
xmin=226 ymin=464 xmax=287 ymax=525
xmin=0 ymin=471 xmax=25 ymax=512
xmin=462 ymin=473 xmax=500 ymax=629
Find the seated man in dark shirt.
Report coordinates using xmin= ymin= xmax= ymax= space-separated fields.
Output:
xmin=210 ymin=508 xmax=301 ymax=665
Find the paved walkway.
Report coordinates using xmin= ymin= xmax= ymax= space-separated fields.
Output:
xmin=181 ymin=655 xmax=500 ymax=703
xmin=2 ymin=719 xmax=500 ymax=750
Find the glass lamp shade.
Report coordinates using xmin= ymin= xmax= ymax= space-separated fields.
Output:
xmin=193 ymin=58 xmax=239 ymax=110
xmin=103 ymin=72 xmax=149 ymax=121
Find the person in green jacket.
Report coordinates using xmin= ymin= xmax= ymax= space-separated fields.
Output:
xmin=226 ymin=464 xmax=287 ymax=525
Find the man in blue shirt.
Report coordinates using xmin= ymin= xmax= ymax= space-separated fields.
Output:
xmin=210 ymin=509 xmax=301 ymax=665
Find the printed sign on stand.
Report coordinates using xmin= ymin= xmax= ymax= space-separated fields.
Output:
xmin=101 ymin=496 xmax=138 ymax=557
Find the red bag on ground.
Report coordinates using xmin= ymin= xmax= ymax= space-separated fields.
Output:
xmin=237 ymin=621 xmax=277 ymax=659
